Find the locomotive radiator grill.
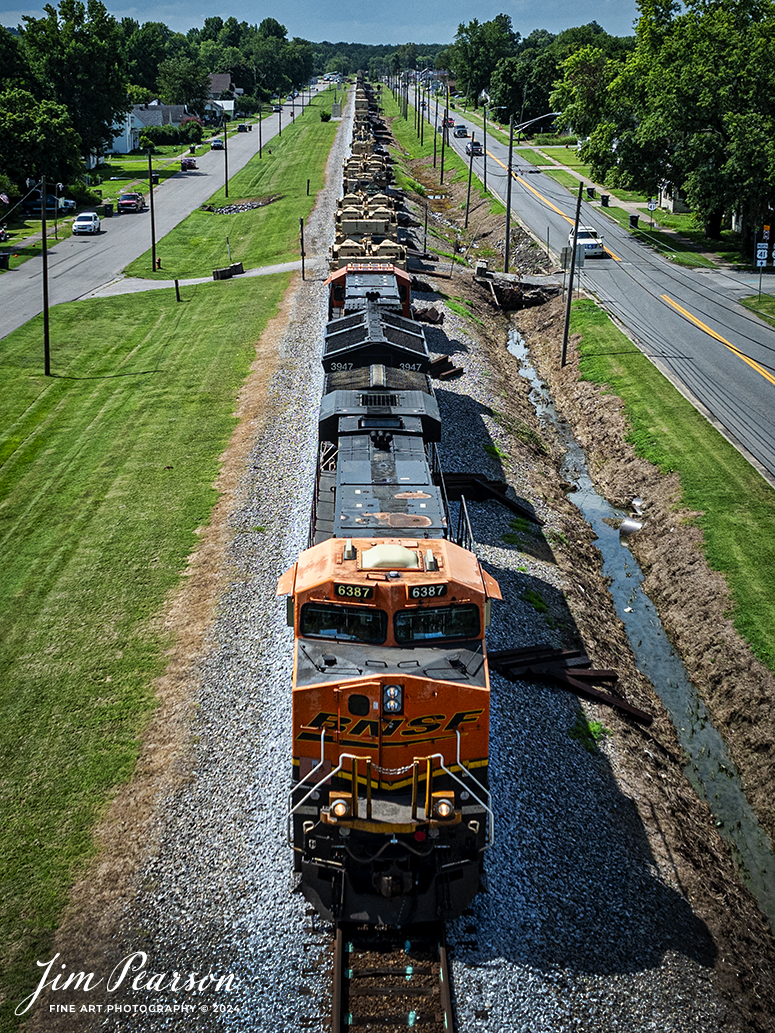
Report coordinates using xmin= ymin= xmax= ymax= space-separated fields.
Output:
xmin=332 ymin=922 xmax=454 ymax=1033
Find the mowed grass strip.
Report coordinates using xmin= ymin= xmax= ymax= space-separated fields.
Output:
xmin=126 ymin=89 xmax=337 ymax=279
xmin=0 ymin=275 xmax=288 ymax=1028
xmin=572 ymin=298 xmax=775 ymax=668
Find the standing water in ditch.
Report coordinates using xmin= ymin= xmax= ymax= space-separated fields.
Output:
xmin=508 ymin=327 xmax=775 ymax=931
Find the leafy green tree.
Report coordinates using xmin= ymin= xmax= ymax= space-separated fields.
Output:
xmin=156 ymin=56 xmax=210 ymax=115
xmin=22 ymin=0 xmax=129 ymax=157
xmin=550 ymin=45 xmax=619 ymax=137
xmin=124 ymin=21 xmax=171 ymax=92
xmin=450 ymin=15 xmax=517 ymax=108
xmin=0 ymin=25 xmax=31 ymax=88
xmin=0 ymin=87 xmax=82 ymax=185
xmin=580 ymin=0 xmax=775 ymax=239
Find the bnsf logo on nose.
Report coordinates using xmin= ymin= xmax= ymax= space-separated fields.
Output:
xmin=299 ymin=709 xmax=482 ymax=741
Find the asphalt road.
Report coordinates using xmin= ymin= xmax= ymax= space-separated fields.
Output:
xmin=0 ymin=93 xmax=321 ymax=341
xmin=435 ymin=109 xmax=775 ymax=484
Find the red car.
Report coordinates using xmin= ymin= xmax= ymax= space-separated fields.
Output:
xmin=118 ymin=192 xmax=144 ymax=212
xmin=180 ymin=157 xmax=198 ymax=171
xmin=442 ymin=116 xmax=455 ymax=127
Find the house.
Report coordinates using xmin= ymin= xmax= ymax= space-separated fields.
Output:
xmin=110 ymin=102 xmax=188 ymax=154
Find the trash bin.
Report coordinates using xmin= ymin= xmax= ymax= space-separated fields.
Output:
xmin=151 ymin=173 xmax=159 ymax=185
xmin=600 ymin=194 xmax=610 ymax=207
xmin=189 ymin=144 xmax=196 ymax=154
xmin=103 ymin=203 xmax=113 ymax=217
xmin=586 ymin=186 xmax=596 ymax=199
xmin=0 ymin=253 xmax=10 ymax=270
xmin=629 ymin=213 xmax=639 ymax=229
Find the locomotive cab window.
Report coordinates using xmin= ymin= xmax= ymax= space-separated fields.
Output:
xmin=300 ymin=603 xmax=387 ymax=643
xmin=394 ymin=604 xmax=481 ymax=643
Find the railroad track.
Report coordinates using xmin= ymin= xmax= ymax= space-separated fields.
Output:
xmin=332 ymin=922 xmax=454 ymax=1031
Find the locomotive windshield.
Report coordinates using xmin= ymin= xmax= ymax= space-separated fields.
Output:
xmin=300 ymin=603 xmax=387 ymax=643
xmin=394 ymin=604 xmax=481 ymax=643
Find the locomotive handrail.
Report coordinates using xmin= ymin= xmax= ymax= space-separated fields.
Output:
xmin=456 ymin=495 xmax=477 ymax=554
xmin=431 ymin=443 xmax=454 ymax=539
xmin=288 ymin=731 xmax=494 ymax=848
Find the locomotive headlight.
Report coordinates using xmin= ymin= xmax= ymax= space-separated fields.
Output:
xmin=432 ymin=791 xmax=455 ymax=820
xmin=328 ymin=792 xmax=352 ymax=820
xmin=383 ymin=684 xmax=403 ymax=713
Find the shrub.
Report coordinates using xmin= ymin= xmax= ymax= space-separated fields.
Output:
xmin=320 ymin=111 xmax=331 ymax=122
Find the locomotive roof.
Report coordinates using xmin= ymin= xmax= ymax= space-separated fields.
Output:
xmin=323 ymin=302 xmax=429 ymax=372
xmin=278 ymin=537 xmax=502 ymax=602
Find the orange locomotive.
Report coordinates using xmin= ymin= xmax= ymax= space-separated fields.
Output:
xmin=278 ymin=532 xmax=501 ymax=926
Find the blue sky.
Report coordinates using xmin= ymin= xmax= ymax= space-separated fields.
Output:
xmin=2 ymin=0 xmax=640 ymax=42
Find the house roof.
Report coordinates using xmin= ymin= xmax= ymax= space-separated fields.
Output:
xmin=209 ymin=73 xmax=233 ymax=98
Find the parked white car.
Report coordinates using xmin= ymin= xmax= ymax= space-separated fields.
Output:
xmin=569 ymin=225 xmax=604 ymax=257
xmin=72 ymin=212 xmax=101 ymax=235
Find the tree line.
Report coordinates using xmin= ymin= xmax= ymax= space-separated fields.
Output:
xmin=442 ymin=2 xmax=774 ymax=241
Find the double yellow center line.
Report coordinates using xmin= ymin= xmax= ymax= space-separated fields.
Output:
xmin=661 ymin=294 xmax=775 ymax=388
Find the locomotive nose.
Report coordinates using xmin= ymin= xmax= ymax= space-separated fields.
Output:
xmin=373 ymin=864 xmax=413 ymax=898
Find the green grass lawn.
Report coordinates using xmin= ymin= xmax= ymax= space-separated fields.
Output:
xmin=125 ymin=92 xmax=336 ymax=279
xmin=740 ymin=290 xmax=775 ymax=326
xmin=543 ymin=168 xmax=584 ymax=192
xmin=0 ymin=81 xmax=341 ymax=1031
xmin=513 ymin=148 xmax=547 ymax=167
xmin=0 ymin=276 xmax=290 ymax=1030
xmin=596 ymin=206 xmax=716 ymax=268
xmin=571 ymin=298 xmax=775 ymax=670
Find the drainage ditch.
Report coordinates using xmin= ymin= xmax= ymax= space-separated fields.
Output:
xmin=508 ymin=327 xmax=775 ymax=931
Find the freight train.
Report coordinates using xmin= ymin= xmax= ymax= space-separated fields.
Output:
xmin=277 ymin=81 xmax=500 ymax=927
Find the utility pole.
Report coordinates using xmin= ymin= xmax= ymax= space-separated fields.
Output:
xmin=482 ymin=106 xmax=487 ymax=194
xmin=223 ymin=116 xmax=229 ymax=198
xmin=561 ymin=181 xmax=585 ymax=367
xmin=504 ymin=116 xmax=514 ymax=273
xmin=148 ymin=150 xmax=157 ymax=270
xmin=41 ymin=175 xmax=50 ymax=376
xmin=465 ymin=134 xmax=475 ymax=229
xmin=258 ymin=99 xmax=262 ymax=158
xmin=440 ymin=86 xmax=449 ymax=184
xmin=433 ymin=90 xmax=439 ymax=167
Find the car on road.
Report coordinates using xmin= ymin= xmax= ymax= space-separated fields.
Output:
xmin=72 ymin=212 xmax=100 ymax=235
xmin=273 ymin=104 xmax=282 ymax=112
xmin=180 ymin=157 xmax=198 ymax=171
xmin=453 ymin=125 xmax=468 ymax=137
xmin=465 ymin=140 xmax=483 ymax=156
xmin=442 ymin=116 xmax=455 ymax=127
xmin=237 ymin=123 xmax=250 ymax=132
xmin=569 ymin=225 xmax=605 ymax=257
xmin=211 ymin=138 xmax=224 ymax=149
xmin=118 ymin=192 xmax=144 ymax=213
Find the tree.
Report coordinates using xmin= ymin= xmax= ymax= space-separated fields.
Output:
xmin=0 ymin=87 xmax=82 ymax=186
xmin=156 ymin=56 xmax=210 ymax=115
xmin=22 ymin=0 xmax=129 ymax=157
xmin=575 ymin=0 xmax=775 ymax=240
xmin=450 ymin=14 xmax=517 ymax=108
xmin=124 ymin=21 xmax=171 ymax=92
xmin=550 ymin=45 xmax=619 ymax=138
xmin=0 ymin=25 xmax=31 ymax=88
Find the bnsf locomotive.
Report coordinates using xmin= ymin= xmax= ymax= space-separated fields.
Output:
xmin=277 ymin=90 xmax=500 ymax=927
